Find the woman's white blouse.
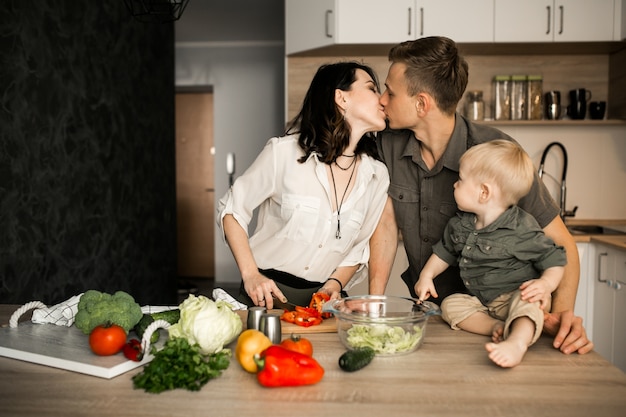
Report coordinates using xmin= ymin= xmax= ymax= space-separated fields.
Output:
xmin=217 ymin=134 xmax=390 ymax=290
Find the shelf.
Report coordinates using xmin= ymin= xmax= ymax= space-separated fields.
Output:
xmin=476 ymin=119 xmax=626 ymax=126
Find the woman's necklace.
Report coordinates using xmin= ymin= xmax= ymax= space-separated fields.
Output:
xmin=334 ymin=154 xmax=357 ymax=171
xmin=330 ymin=158 xmax=357 ymax=239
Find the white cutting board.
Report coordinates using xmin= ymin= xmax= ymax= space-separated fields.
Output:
xmin=0 ymin=322 xmax=157 ymax=379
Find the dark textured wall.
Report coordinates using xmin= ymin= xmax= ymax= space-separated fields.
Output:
xmin=0 ymin=1 xmax=177 ymax=305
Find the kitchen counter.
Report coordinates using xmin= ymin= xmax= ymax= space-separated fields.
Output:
xmin=1 ymin=305 xmax=626 ymax=417
xmin=567 ymin=219 xmax=626 ymax=250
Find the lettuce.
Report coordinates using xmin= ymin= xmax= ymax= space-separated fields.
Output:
xmin=168 ymin=295 xmax=243 ymax=354
xmin=346 ymin=324 xmax=422 ymax=354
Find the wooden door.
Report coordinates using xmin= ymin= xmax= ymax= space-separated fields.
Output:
xmin=175 ymin=91 xmax=215 ymax=278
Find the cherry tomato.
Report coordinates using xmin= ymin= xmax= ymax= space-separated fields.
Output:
xmin=89 ymin=324 xmax=127 ymax=356
xmin=280 ymin=333 xmax=313 ymax=356
xmin=122 ymin=339 xmax=143 ymax=361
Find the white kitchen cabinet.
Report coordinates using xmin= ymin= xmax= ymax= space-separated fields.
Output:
xmin=574 ymin=242 xmax=593 ymax=337
xmin=494 ymin=0 xmax=616 ymax=42
xmin=592 ymin=244 xmax=626 ymax=372
xmin=417 ymin=0 xmax=494 ymax=42
xmin=286 ymin=0 xmax=414 ymax=55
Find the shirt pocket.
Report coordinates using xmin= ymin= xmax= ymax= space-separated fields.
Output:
xmin=388 ymin=183 xmax=419 ymax=232
xmin=279 ymin=194 xmax=320 ymax=243
xmin=331 ymin=209 xmax=365 ymax=253
xmin=475 ymin=239 xmax=508 ymax=262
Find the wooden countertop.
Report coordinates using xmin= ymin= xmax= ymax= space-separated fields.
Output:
xmin=1 ymin=305 xmax=626 ymax=417
xmin=567 ymin=219 xmax=626 ymax=250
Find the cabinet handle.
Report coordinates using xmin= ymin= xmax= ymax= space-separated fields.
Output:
xmin=559 ymin=5 xmax=564 ymax=35
xmin=546 ymin=6 xmax=551 ymax=35
xmin=597 ymin=252 xmax=608 ymax=283
xmin=325 ymin=10 xmax=333 ymax=38
xmin=419 ymin=7 xmax=424 ymax=36
xmin=407 ymin=7 xmax=412 ymax=36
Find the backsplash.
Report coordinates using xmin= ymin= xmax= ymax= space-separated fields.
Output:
xmin=0 ymin=1 xmax=177 ymax=305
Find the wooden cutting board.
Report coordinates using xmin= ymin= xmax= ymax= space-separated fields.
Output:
xmin=235 ymin=309 xmax=337 ymax=334
xmin=0 ymin=321 xmax=159 ymax=379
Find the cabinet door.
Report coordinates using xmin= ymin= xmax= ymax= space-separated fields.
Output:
xmin=285 ymin=0 xmax=335 ymax=54
xmin=495 ymin=0 xmax=554 ymax=42
xmin=613 ymin=250 xmax=626 ymax=373
xmin=335 ymin=0 xmax=415 ymax=44
xmin=554 ymin=0 xmax=615 ymax=42
xmin=418 ymin=0 xmax=494 ymax=42
xmin=592 ymin=248 xmax=615 ymax=363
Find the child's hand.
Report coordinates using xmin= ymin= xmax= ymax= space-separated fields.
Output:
xmin=520 ymin=279 xmax=551 ymax=310
xmin=415 ymin=277 xmax=437 ymax=301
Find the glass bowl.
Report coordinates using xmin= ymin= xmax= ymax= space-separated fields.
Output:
xmin=322 ymin=295 xmax=440 ymax=356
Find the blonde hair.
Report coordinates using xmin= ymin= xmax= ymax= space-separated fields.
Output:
xmin=460 ymin=140 xmax=534 ymax=206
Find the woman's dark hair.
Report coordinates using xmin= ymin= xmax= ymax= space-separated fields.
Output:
xmin=285 ymin=62 xmax=381 ymax=164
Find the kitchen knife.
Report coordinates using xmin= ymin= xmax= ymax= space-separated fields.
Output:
xmin=272 ymin=295 xmax=299 ymax=311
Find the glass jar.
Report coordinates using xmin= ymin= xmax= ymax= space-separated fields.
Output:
xmin=527 ymin=75 xmax=543 ymax=120
xmin=492 ymin=75 xmax=511 ymax=120
xmin=465 ymin=90 xmax=484 ymax=121
xmin=510 ymin=75 xmax=527 ymax=120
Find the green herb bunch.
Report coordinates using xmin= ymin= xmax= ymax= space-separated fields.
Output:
xmin=132 ymin=337 xmax=231 ymax=393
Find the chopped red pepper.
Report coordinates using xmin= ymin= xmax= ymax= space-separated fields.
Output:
xmin=122 ymin=338 xmax=143 ymax=362
xmin=281 ymin=306 xmax=323 ymax=327
xmin=255 ymin=345 xmax=324 ymax=387
xmin=309 ymin=292 xmax=331 ymax=319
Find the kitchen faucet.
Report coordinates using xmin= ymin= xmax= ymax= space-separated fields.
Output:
xmin=537 ymin=141 xmax=578 ymax=219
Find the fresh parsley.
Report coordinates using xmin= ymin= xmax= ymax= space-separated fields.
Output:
xmin=132 ymin=337 xmax=231 ymax=393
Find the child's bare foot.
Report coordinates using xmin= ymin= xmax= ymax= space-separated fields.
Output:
xmin=485 ymin=340 xmax=528 ymax=368
xmin=491 ymin=322 xmax=504 ymax=343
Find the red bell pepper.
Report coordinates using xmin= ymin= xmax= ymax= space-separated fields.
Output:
xmin=280 ymin=306 xmax=323 ymax=327
xmin=254 ymin=345 xmax=324 ymax=387
xmin=309 ymin=292 xmax=331 ymax=319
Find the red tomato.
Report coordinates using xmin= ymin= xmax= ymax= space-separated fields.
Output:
xmin=280 ymin=334 xmax=313 ymax=356
xmin=89 ymin=324 xmax=127 ymax=356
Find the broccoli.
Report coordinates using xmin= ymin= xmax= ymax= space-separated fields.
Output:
xmin=74 ymin=289 xmax=143 ymax=334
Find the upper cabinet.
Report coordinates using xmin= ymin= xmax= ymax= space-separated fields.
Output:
xmin=417 ymin=0 xmax=494 ymax=42
xmin=286 ymin=0 xmax=413 ymax=55
xmin=494 ymin=0 xmax=616 ymax=42
xmin=286 ymin=0 xmax=625 ymax=55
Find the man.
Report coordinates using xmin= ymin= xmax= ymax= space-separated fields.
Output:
xmin=369 ymin=36 xmax=593 ymax=355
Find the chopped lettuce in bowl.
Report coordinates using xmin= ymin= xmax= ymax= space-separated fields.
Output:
xmin=345 ymin=324 xmax=424 ymax=355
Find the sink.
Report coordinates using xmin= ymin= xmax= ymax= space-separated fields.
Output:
xmin=567 ymin=225 xmax=626 ymax=235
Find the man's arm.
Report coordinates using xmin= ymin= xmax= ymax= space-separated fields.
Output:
xmin=540 ymin=216 xmax=579 ymax=313
xmin=368 ymin=196 xmax=398 ymax=295
xmin=532 ymin=215 xmax=594 ymax=354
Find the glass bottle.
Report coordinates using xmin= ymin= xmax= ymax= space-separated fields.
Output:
xmin=510 ymin=75 xmax=527 ymax=120
xmin=493 ymin=75 xmax=511 ymax=120
xmin=465 ymin=90 xmax=484 ymax=121
xmin=527 ymin=75 xmax=543 ymax=120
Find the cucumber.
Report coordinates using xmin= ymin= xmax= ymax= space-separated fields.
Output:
xmin=134 ymin=309 xmax=180 ymax=343
xmin=338 ymin=347 xmax=375 ymax=372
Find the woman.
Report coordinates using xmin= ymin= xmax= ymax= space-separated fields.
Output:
xmin=217 ymin=62 xmax=389 ymax=309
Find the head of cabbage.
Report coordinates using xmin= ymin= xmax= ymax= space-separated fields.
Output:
xmin=168 ymin=295 xmax=243 ymax=354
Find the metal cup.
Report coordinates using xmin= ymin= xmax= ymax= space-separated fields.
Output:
xmin=259 ymin=313 xmax=282 ymax=344
xmin=246 ymin=306 xmax=266 ymax=330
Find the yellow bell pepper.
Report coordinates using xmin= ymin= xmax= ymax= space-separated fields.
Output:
xmin=235 ymin=329 xmax=273 ymax=373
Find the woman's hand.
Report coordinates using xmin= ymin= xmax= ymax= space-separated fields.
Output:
xmin=243 ymin=271 xmax=287 ymax=309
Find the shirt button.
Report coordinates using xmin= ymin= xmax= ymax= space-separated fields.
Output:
xmin=465 ymin=281 xmax=470 ymax=286
xmin=466 ymin=246 xmax=471 ymax=250
xmin=318 ymin=244 xmax=323 ymax=248
xmin=422 ymin=206 xmax=428 ymax=211
xmin=399 ymin=194 xmax=404 ymax=200
xmin=304 ymin=266 xmax=309 ymax=271
xmin=463 ymin=258 xmax=469 ymax=264
xmin=423 ymin=237 xmax=429 ymax=243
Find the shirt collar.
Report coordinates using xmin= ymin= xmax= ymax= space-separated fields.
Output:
xmin=400 ymin=113 xmax=469 ymax=173
xmin=459 ymin=206 xmax=521 ymax=233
